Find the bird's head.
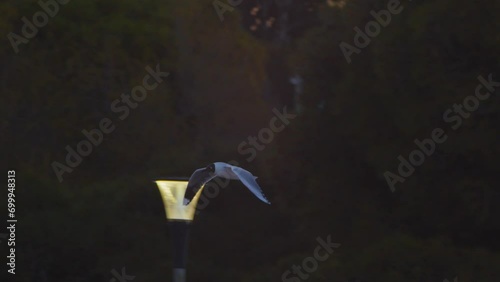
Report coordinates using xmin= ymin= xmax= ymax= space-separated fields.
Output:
xmin=205 ymin=163 xmax=215 ymax=174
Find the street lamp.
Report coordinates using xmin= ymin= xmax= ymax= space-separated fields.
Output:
xmin=154 ymin=177 xmax=205 ymax=282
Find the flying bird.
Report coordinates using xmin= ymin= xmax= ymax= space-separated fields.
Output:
xmin=183 ymin=162 xmax=271 ymax=205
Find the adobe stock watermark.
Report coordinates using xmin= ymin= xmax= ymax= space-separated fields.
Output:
xmin=110 ymin=267 xmax=135 ymax=282
xmin=339 ymin=0 xmax=404 ymax=64
xmin=51 ymin=64 xmax=169 ymax=183
xmin=213 ymin=0 xmax=243 ymax=22
xmin=237 ymin=107 xmax=297 ymax=162
xmin=194 ymin=106 xmax=297 ymax=213
xmin=7 ymin=0 xmax=71 ymax=54
xmin=281 ymin=235 xmax=340 ymax=282
xmin=385 ymin=74 xmax=499 ymax=192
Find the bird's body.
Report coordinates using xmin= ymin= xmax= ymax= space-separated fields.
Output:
xmin=212 ymin=162 xmax=235 ymax=179
xmin=183 ymin=162 xmax=271 ymax=205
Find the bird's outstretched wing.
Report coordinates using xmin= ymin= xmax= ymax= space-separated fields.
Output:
xmin=230 ymin=166 xmax=271 ymax=204
xmin=184 ymin=168 xmax=216 ymax=204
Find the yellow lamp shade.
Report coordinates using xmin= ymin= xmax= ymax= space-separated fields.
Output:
xmin=155 ymin=179 xmax=205 ymax=221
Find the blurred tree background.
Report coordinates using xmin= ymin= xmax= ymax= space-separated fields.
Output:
xmin=1 ymin=0 xmax=499 ymax=281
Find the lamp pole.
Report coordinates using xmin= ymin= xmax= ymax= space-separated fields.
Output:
xmin=154 ymin=178 xmax=205 ymax=282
